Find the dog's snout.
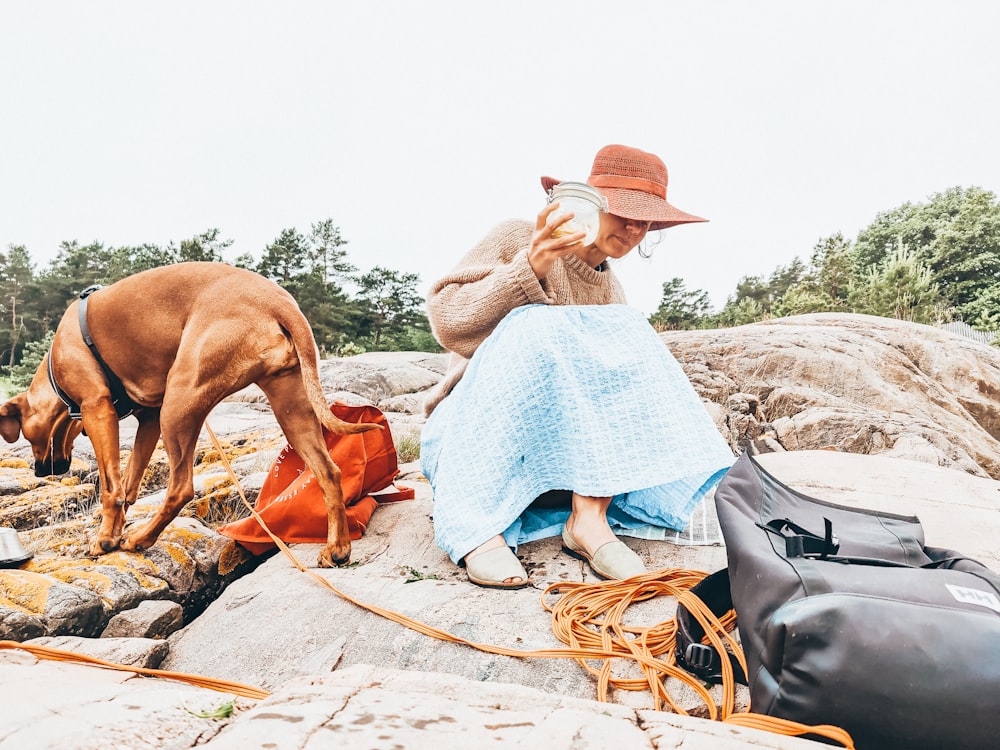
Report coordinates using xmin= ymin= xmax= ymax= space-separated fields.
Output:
xmin=35 ymin=457 xmax=71 ymax=477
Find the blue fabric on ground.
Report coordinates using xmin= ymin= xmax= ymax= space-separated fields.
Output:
xmin=420 ymin=304 xmax=734 ymax=563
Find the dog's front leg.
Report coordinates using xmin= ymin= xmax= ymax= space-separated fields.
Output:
xmin=83 ymin=406 xmax=128 ymax=556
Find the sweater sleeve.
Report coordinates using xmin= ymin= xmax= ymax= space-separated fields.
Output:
xmin=427 ymin=219 xmax=552 ymax=358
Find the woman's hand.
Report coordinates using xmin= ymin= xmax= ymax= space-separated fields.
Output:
xmin=528 ymin=203 xmax=586 ymax=279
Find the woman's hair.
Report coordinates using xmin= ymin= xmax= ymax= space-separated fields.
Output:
xmin=636 ymin=229 xmax=664 ymax=259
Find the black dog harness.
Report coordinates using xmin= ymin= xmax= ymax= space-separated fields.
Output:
xmin=47 ymin=285 xmax=142 ymax=421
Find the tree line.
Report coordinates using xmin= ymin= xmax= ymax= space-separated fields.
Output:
xmin=0 ymin=220 xmax=441 ymax=388
xmin=649 ymin=185 xmax=1000 ymax=343
xmin=4 ymin=186 xmax=997 ymax=391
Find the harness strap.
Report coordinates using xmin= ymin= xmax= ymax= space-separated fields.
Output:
xmin=47 ymin=348 xmax=82 ymax=419
xmin=48 ymin=285 xmax=141 ymax=422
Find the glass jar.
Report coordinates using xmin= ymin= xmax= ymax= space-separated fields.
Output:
xmin=546 ymin=181 xmax=608 ymax=245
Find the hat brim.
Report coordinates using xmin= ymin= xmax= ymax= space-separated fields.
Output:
xmin=540 ymin=176 xmax=706 ymax=230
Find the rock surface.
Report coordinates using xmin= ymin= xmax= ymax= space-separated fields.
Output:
xmin=663 ymin=313 xmax=1000 ymax=478
xmin=101 ymin=599 xmax=185 ymax=639
xmin=0 ymin=653 xmax=824 ymax=750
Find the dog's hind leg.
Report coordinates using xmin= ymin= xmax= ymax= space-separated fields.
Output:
xmin=112 ymin=410 xmax=162 ymax=538
xmin=119 ymin=403 xmax=204 ymax=553
xmin=259 ymin=371 xmax=351 ymax=567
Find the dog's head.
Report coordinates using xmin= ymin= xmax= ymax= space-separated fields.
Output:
xmin=0 ymin=355 xmax=84 ymax=477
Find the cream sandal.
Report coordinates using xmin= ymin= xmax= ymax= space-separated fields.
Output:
xmin=561 ymin=528 xmax=647 ymax=580
xmin=464 ymin=545 xmax=529 ymax=589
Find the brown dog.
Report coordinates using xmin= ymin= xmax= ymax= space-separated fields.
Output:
xmin=0 ymin=262 xmax=378 ymax=567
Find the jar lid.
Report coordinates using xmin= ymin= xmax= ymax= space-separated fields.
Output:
xmin=546 ymin=181 xmax=609 ymax=212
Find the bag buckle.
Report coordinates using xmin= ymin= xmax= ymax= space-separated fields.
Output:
xmin=761 ymin=517 xmax=840 ymax=559
xmin=683 ymin=643 xmax=719 ymax=678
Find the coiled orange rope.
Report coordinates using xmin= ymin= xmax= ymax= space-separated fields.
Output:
xmin=0 ymin=424 xmax=853 ymax=748
xmin=542 ymin=575 xmax=854 ymax=748
xmin=541 ymin=571 xmax=736 ymax=715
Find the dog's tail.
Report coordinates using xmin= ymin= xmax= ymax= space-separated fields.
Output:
xmin=286 ymin=317 xmax=382 ymax=436
xmin=317 ymin=389 xmax=383 ymax=436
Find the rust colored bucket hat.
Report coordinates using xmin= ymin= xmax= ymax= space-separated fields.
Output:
xmin=541 ymin=144 xmax=707 ymax=230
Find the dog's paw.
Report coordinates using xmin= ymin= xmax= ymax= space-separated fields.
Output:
xmin=88 ymin=536 xmax=120 ymax=556
xmin=317 ymin=545 xmax=351 ymax=568
xmin=119 ymin=535 xmax=147 ymax=553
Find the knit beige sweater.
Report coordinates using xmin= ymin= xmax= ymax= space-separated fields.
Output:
xmin=423 ymin=219 xmax=627 ymax=416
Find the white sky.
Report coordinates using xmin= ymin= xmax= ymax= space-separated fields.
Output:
xmin=2 ymin=1 xmax=998 ymax=314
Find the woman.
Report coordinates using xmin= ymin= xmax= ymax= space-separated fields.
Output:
xmin=421 ymin=144 xmax=734 ymax=588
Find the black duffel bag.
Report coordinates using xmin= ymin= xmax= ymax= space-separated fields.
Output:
xmin=676 ymin=451 xmax=1000 ymax=750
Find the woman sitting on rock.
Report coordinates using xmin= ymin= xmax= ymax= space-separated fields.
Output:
xmin=420 ymin=144 xmax=734 ymax=588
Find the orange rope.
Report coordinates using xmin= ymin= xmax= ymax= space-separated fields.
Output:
xmin=1 ymin=424 xmax=853 ymax=749
xmin=541 ymin=572 xmax=728 ymax=714
xmin=0 ymin=639 xmax=269 ymax=699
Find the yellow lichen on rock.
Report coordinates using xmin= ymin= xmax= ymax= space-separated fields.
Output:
xmin=0 ymin=570 xmax=54 ymax=614
xmin=217 ymin=540 xmax=253 ymax=576
xmin=197 ymin=443 xmax=249 ymax=469
xmin=0 ymin=483 xmax=95 ymax=531
xmin=161 ymin=541 xmax=194 ymax=567
xmin=28 ymin=562 xmax=114 ymax=595
xmin=195 ymin=432 xmax=285 ymax=475
xmin=187 ymin=497 xmax=211 ymax=519
xmin=17 ymin=476 xmax=38 ymax=490
xmin=162 ymin=525 xmax=208 ymax=545
xmin=139 ymin=448 xmax=170 ymax=491
xmin=203 ymin=476 xmax=232 ymax=492
xmin=29 ymin=554 xmax=167 ymax=594
xmin=95 ymin=551 xmax=166 ymax=591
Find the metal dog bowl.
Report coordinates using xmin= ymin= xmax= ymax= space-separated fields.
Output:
xmin=0 ymin=527 xmax=33 ymax=568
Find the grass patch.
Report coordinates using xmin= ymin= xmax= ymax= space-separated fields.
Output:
xmin=184 ymin=698 xmax=237 ymax=719
xmin=394 ymin=432 xmax=421 ymax=463
xmin=403 ymin=566 xmax=439 ymax=583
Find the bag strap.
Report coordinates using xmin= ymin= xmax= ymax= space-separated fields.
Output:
xmin=674 ymin=569 xmax=748 ymax=686
xmin=369 ymin=482 xmax=416 ymax=504
xmin=758 ymin=518 xmax=998 ymax=573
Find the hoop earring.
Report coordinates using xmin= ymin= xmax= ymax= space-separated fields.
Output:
xmin=637 ymin=239 xmax=652 ymax=259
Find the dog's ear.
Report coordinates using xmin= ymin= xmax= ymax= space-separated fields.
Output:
xmin=0 ymin=397 xmax=24 ymax=443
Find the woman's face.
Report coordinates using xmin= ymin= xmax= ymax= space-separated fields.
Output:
xmin=575 ymin=212 xmax=650 ymax=264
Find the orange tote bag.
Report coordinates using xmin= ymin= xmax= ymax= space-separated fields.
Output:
xmin=219 ymin=402 xmax=414 ymax=555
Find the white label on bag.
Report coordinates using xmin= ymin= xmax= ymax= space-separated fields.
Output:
xmin=946 ymin=584 xmax=1000 ymax=613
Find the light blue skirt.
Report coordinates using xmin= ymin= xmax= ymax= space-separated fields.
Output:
xmin=420 ymin=304 xmax=734 ymax=563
